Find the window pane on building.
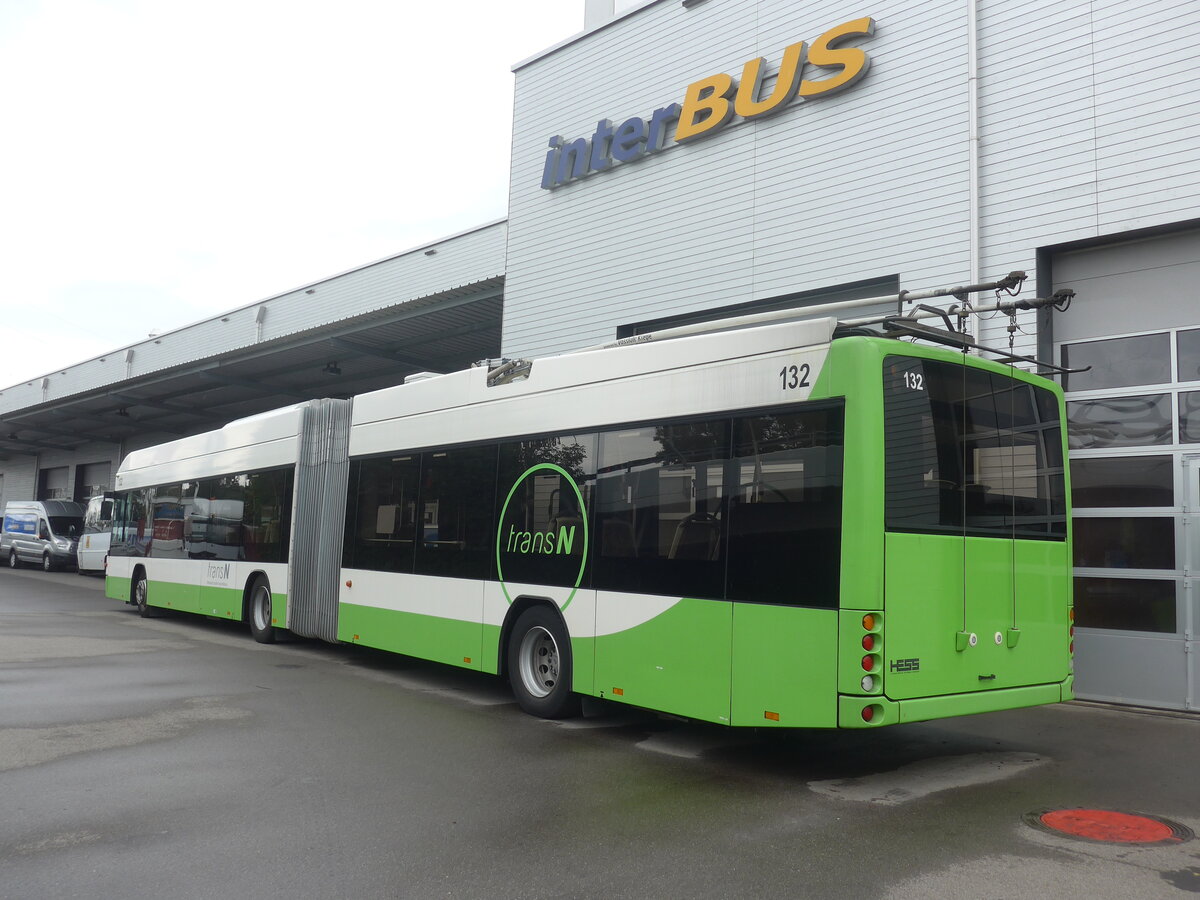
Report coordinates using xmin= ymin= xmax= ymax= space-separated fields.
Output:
xmin=1062 ymin=333 xmax=1170 ymax=391
xmin=1180 ymin=391 xmax=1200 ymax=444
xmin=1066 ymin=394 xmax=1172 ymax=449
xmin=1072 ymin=517 xmax=1175 ymax=569
xmin=1074 ymin=576 xmax=1176 ymax=633
xmin=1178 ymin=328 xmax=1200 ymax=384
xmin=1070 ymin=456 xmax=1174 ymax=507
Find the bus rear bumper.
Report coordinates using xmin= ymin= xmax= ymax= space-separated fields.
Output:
xmin=838 ymin=679 xmax=1073 ymax=728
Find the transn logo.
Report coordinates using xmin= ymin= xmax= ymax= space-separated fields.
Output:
xmin=890 ymin=658 xmax=920 ymax=673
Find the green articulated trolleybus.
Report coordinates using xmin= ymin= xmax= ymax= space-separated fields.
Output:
xmin=106 ymin=272 xmax=1077 ymax=729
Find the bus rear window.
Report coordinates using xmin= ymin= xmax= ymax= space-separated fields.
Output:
xmin=884 ymin=356 xmax=1066 ymax=539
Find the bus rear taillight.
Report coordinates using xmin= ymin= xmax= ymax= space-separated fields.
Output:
xmin=859 ymin=612 xmax=883 ymax=690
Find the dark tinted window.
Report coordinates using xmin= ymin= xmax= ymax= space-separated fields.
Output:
xmin=1070 ymin=456 xmax=1174 ymax=507
xmin=1061 ymin=333 xmax=1170 ymax=391
xmin=242 ymin=469 xmax=293 ymax=563
xmin=1074 ymin=576 xmax=1176 ymax=633
xmin=1073 ymin=517 xmax=1175 ymax=569
xmin=345 ymin=455 xmax=420 ymax=572
xmin=595 ymin=420 xmax=729 ymax=599
xmin=497 ymin=435 xmax=596 ymax=591
xmin=413 ymin=446 xmax=497 ymax=580
xmin=47 ymin=516 xmax=83 ymax=537
xmin=884 ymin=357 xmax=1066 ymax=539
xmin=726 ymin=407 xmax=844 ymax=607
xmin=1067 ymin=394 xmax=1172 ymax=449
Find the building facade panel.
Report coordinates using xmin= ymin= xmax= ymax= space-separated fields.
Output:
xmin=506 ymin=0 xmax=972 ymax=359
xmin=1051 ymin=227 xmax=1200 ymax=710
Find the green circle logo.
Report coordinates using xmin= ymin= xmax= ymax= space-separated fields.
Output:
xmin=496 ymin=463 xmax=589 ymax=610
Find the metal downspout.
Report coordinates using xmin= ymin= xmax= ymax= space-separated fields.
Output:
xmin=968 ymin=0 xmax=982 ymax=344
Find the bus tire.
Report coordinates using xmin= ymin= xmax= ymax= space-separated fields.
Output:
xmin=248 ymin=576 xmax=276 ymax=644
xmin=9 ymin=549 xmax=20 ymax=569
xmin=133 ymin=571 xmax=151 ymax=617
xmin=508 ymin=606 xmax=580 ymax=719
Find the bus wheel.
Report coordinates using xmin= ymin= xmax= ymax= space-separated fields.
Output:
xmin=248 ymin=576 xmax=276 ymax=644
xmin=42 ymin=553 xmax=53 ymax=572
xmin=508 ymin=606 xmax=580 ymax=719
xmin=8 ymin=549 xmax=20 ymax=569
xmin=133 ymin=571 xmax=151 ymax=617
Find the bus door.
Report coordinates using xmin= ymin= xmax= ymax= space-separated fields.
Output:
xmin=883 ymin=357 xmax=1068 ymax=700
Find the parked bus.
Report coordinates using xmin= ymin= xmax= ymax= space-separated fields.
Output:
xmin=77 ymin=492 xmax=114 ymax=574
xmin=106 ymin=291 xmax=1074 ymax=728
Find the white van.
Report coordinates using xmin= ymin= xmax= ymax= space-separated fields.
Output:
xmin=1 ymin=500 xmax=86 ymax=571
xmin=77 ymin=493 xmax=114 ymax=575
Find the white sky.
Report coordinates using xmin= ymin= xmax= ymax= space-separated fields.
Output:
xmin=0 ymin=0 xmax=586 ymax=390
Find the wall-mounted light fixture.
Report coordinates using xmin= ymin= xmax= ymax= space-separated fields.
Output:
xmin=323 ymin=362 xmax=342 ymax=376
xmin=424 ymin=248 xmax=437 ymax=256
xmin=305 ymin=289 xmax=316 ymax=295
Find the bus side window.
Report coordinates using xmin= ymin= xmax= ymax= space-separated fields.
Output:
xmin=594 ymin=419 xmax=729 ymax=600
xmin=726 ymin=405 xmax=845 ymax=608
xmin=348 ymin=455 xmax=420 ymax=573
xmin=413 ymin=445 xmax=498 ymax=580
xmin=495 ymin=434 xmax=596 ymax=590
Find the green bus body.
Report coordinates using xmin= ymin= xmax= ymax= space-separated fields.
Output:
xmin=107 ymin=331 xmax=1073 ymax=728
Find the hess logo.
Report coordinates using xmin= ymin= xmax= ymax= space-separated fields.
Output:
xmin=541 ymin=17 xmax=875 ymax=190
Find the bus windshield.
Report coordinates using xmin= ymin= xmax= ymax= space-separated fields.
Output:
xmin=883 ymin=356 xmax=1067 ymax=539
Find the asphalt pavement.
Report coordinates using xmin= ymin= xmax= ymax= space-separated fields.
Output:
xmin=1 ymin=566 xmax=1198 ymax=899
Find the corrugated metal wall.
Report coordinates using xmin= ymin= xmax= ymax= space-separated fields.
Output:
xmin=505 ymin=0 xmax=1200 ymax=361
xmin=11 ymin=443 xmax=123 ymax=504
xmin=0 ymin=459 xmax=37 ymax=506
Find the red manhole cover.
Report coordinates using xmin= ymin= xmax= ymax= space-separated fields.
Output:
xmin=1025 ymin=808 xmax=1193 ymax=845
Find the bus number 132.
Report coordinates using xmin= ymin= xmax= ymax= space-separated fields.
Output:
xmin=780 ymin=363 xmax=811 ymax=391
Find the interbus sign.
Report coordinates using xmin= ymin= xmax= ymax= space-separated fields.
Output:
xmin=540 ymin=17 xmax=875 ymax=190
